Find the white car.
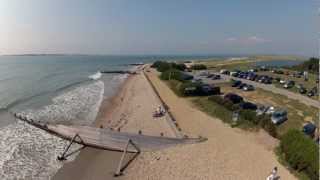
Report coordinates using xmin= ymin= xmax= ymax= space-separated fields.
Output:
xmin=220 ymin=69 xmax=227 ymax=74
xmin=279 ymin=80 xmax=286 ymax=84
xmin=265 ymin=106 xmax=275 ymax=115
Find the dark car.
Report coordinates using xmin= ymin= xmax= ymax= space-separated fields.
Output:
xmin=224 ymin=93 xmax=244 ymax=104
xmin=238 ymin=83 xmax=247 ymax=89
xmin=231 ymin=80 xmax=242 ymax=87
xmin=212 ymin=74 xmax=221 ymax=80
xmin=283 ymin=80 xmax=295 ymax=89
xmin=206 ymin=74 xmax=214 ymax=78
xmin=271 ymin=110 xmax=288 ymax=125
xmin=243 ymin=84 xmax=254 ymax=91
xmin=307 ymin=87 xmax=317 ymax=97
xmin=299 ymin=87 xmax=307 ymax=94
xmin=240 ymin=102 xmax=257 ymax=110
xmin=262 ymin=78 xmax=272 ymax=84
xmin=303 ymin=123 xmax=317 ymax=137
xmin=307 ymin=90 xmax=315 ymax=97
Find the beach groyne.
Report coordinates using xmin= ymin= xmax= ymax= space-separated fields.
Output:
xmin=101 ymin=70 xmax=136 ymax=74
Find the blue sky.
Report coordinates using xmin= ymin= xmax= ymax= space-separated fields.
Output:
xmin=0 ymin=0 xmax=318 ymax=56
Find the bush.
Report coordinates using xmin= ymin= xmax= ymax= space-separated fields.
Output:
xmin=258 ymin=115 xmax=277 ymax=137
xmin=208 ymin=95 xmax=224 ymax=105
xmin=160 ymin=69 xmax=183 ymax=81
xmin=172 ymin=63 xmax=187 ymax=71
xmin=191 ymin=64 xmax=207 ymax=70
xmin=239 ymin=109 xmax=257 ymax=124
xmin=160 ymin=69 xmax=193 ymax=82
xmin=151 ymin=61 xmax=186 ymax=72
xmin=279 ymin=129 xmax=319 ymax=180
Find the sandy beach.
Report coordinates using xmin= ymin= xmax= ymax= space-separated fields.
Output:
xmin=53 ymin=66 xmax=178 ymax=180
xmin=122 ymin=67 xmax=297 ymax=180
xmin=54 ymin=65 xmax=297 ymax=180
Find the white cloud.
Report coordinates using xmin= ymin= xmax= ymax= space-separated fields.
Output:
xmin=247 ymin=36 xmax=271 ymax=43
xmin=225 ymin=36 xmax=271 ymax=45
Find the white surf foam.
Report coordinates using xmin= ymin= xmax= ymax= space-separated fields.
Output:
xmin=88 ymin=71 xmax=102 ymax=80
xmin=0 ymin=81 xmax=105 ymax=179
xmin=0 ymin=121 xmax=80 ymax=180
xmin=19 ymin=81 xmax=104 ymax=125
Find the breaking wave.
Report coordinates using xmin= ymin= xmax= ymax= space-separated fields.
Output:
xmin=88 ymin=71 xmax=102 ymax=80
xmin=0 ymin=81 xmax=104 ymax=179
xmin=18 ymin=81 xmax=104 ymax=125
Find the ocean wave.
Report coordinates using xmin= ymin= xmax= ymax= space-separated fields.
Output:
xmin=0 ymin=81 xmax=105 ymax=179
xmin=18 ymin=81 xmax=104 ymax=125
xmin=0 ymin=121 xmax=80 ymax=180
xmin=88 ymin=71 xmax=102 ymax=80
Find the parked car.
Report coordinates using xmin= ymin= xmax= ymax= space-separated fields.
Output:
xmin=248 ymin=69 xmax=257 ymax=72
xmin=275 ymin=77 xmax=281 ymax=82
xmin=220 ymin=69 xmax=229 ymax=74
xmin=262 ymin=78 xmax=272 ymax=84
xmin=200 ymin=84 xmax=221 ymax=95
xmin=265 ymin=106 xmax=275 ymax=115
xmin=283 ymin=81 xmax=295 ymax=89
xmin=211 ymin=74 xmax=221 ymax=80
xmin=240 ymin=102 xmax=257 ymax=110
xmin=307 ymin=88 xmax=317 ymax=97
xmin=279 ymin=79 xmax=286 ymax=84
xmin=299 ymin=87 xmax=307 ymax=94
xmin=256 ymin=105 xmax=268 ymax=116
xmin=231 ymin=80 xmax=242 ymax=87
xmin=307 ymin=90 xmax=315 ymax=97
xmin=206 ymin=74 xmax=214 ymax=78
xmin=224 ymin=93 xmax=243 ymax=104
xmin=303 ymin=122 xmax=317 ymax=137
xmin=238 ymin=83 xmax=247 ymax=89
xmin=230 ymin=71 xmax=239 ymax=77
xmin=243 ymin=84 xmax=254 ymax=91
xmin=271 ymin=110 xmax=288 ymax=125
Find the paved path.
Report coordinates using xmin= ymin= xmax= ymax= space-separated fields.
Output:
xmin=206 ymin=73 xmax=320 ymax=108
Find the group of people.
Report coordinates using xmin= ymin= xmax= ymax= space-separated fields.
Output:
xmin=154 ymin=106 xmax=166 ymax=117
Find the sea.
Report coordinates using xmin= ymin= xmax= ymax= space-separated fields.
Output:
xmin=0 ymin=54 xmax=222 ymax=180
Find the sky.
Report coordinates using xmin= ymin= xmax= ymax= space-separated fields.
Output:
xmin=0 ymin=0 xmax=319 ymax=56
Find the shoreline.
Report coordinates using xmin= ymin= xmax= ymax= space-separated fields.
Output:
xmin=53 ymin=74 xmax=133 ymax=180
xmin=53 ymin=65 xmax=177 ymax=179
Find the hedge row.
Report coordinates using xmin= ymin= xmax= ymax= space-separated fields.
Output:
xmin=208 ymin=95 xmax=277 ymax=137
xmin=280 ymin=129 xmax=319 ymax=180
xmin=151 ymin=61 xmax=186 ymax=72
xmin=190 ymin=64 xmax=207 ymax=70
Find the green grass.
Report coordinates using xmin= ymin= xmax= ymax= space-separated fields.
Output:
xmin=191 ymin=97 xmax=233 ymax=124
xmin=165 ymin=79 xmax=183 ymax=96
xmin=191 ymin=97 xmax=258 ymax=130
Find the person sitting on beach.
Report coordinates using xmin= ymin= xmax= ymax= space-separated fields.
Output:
xmin=266 ymin=167 xmax=279 ymax=180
